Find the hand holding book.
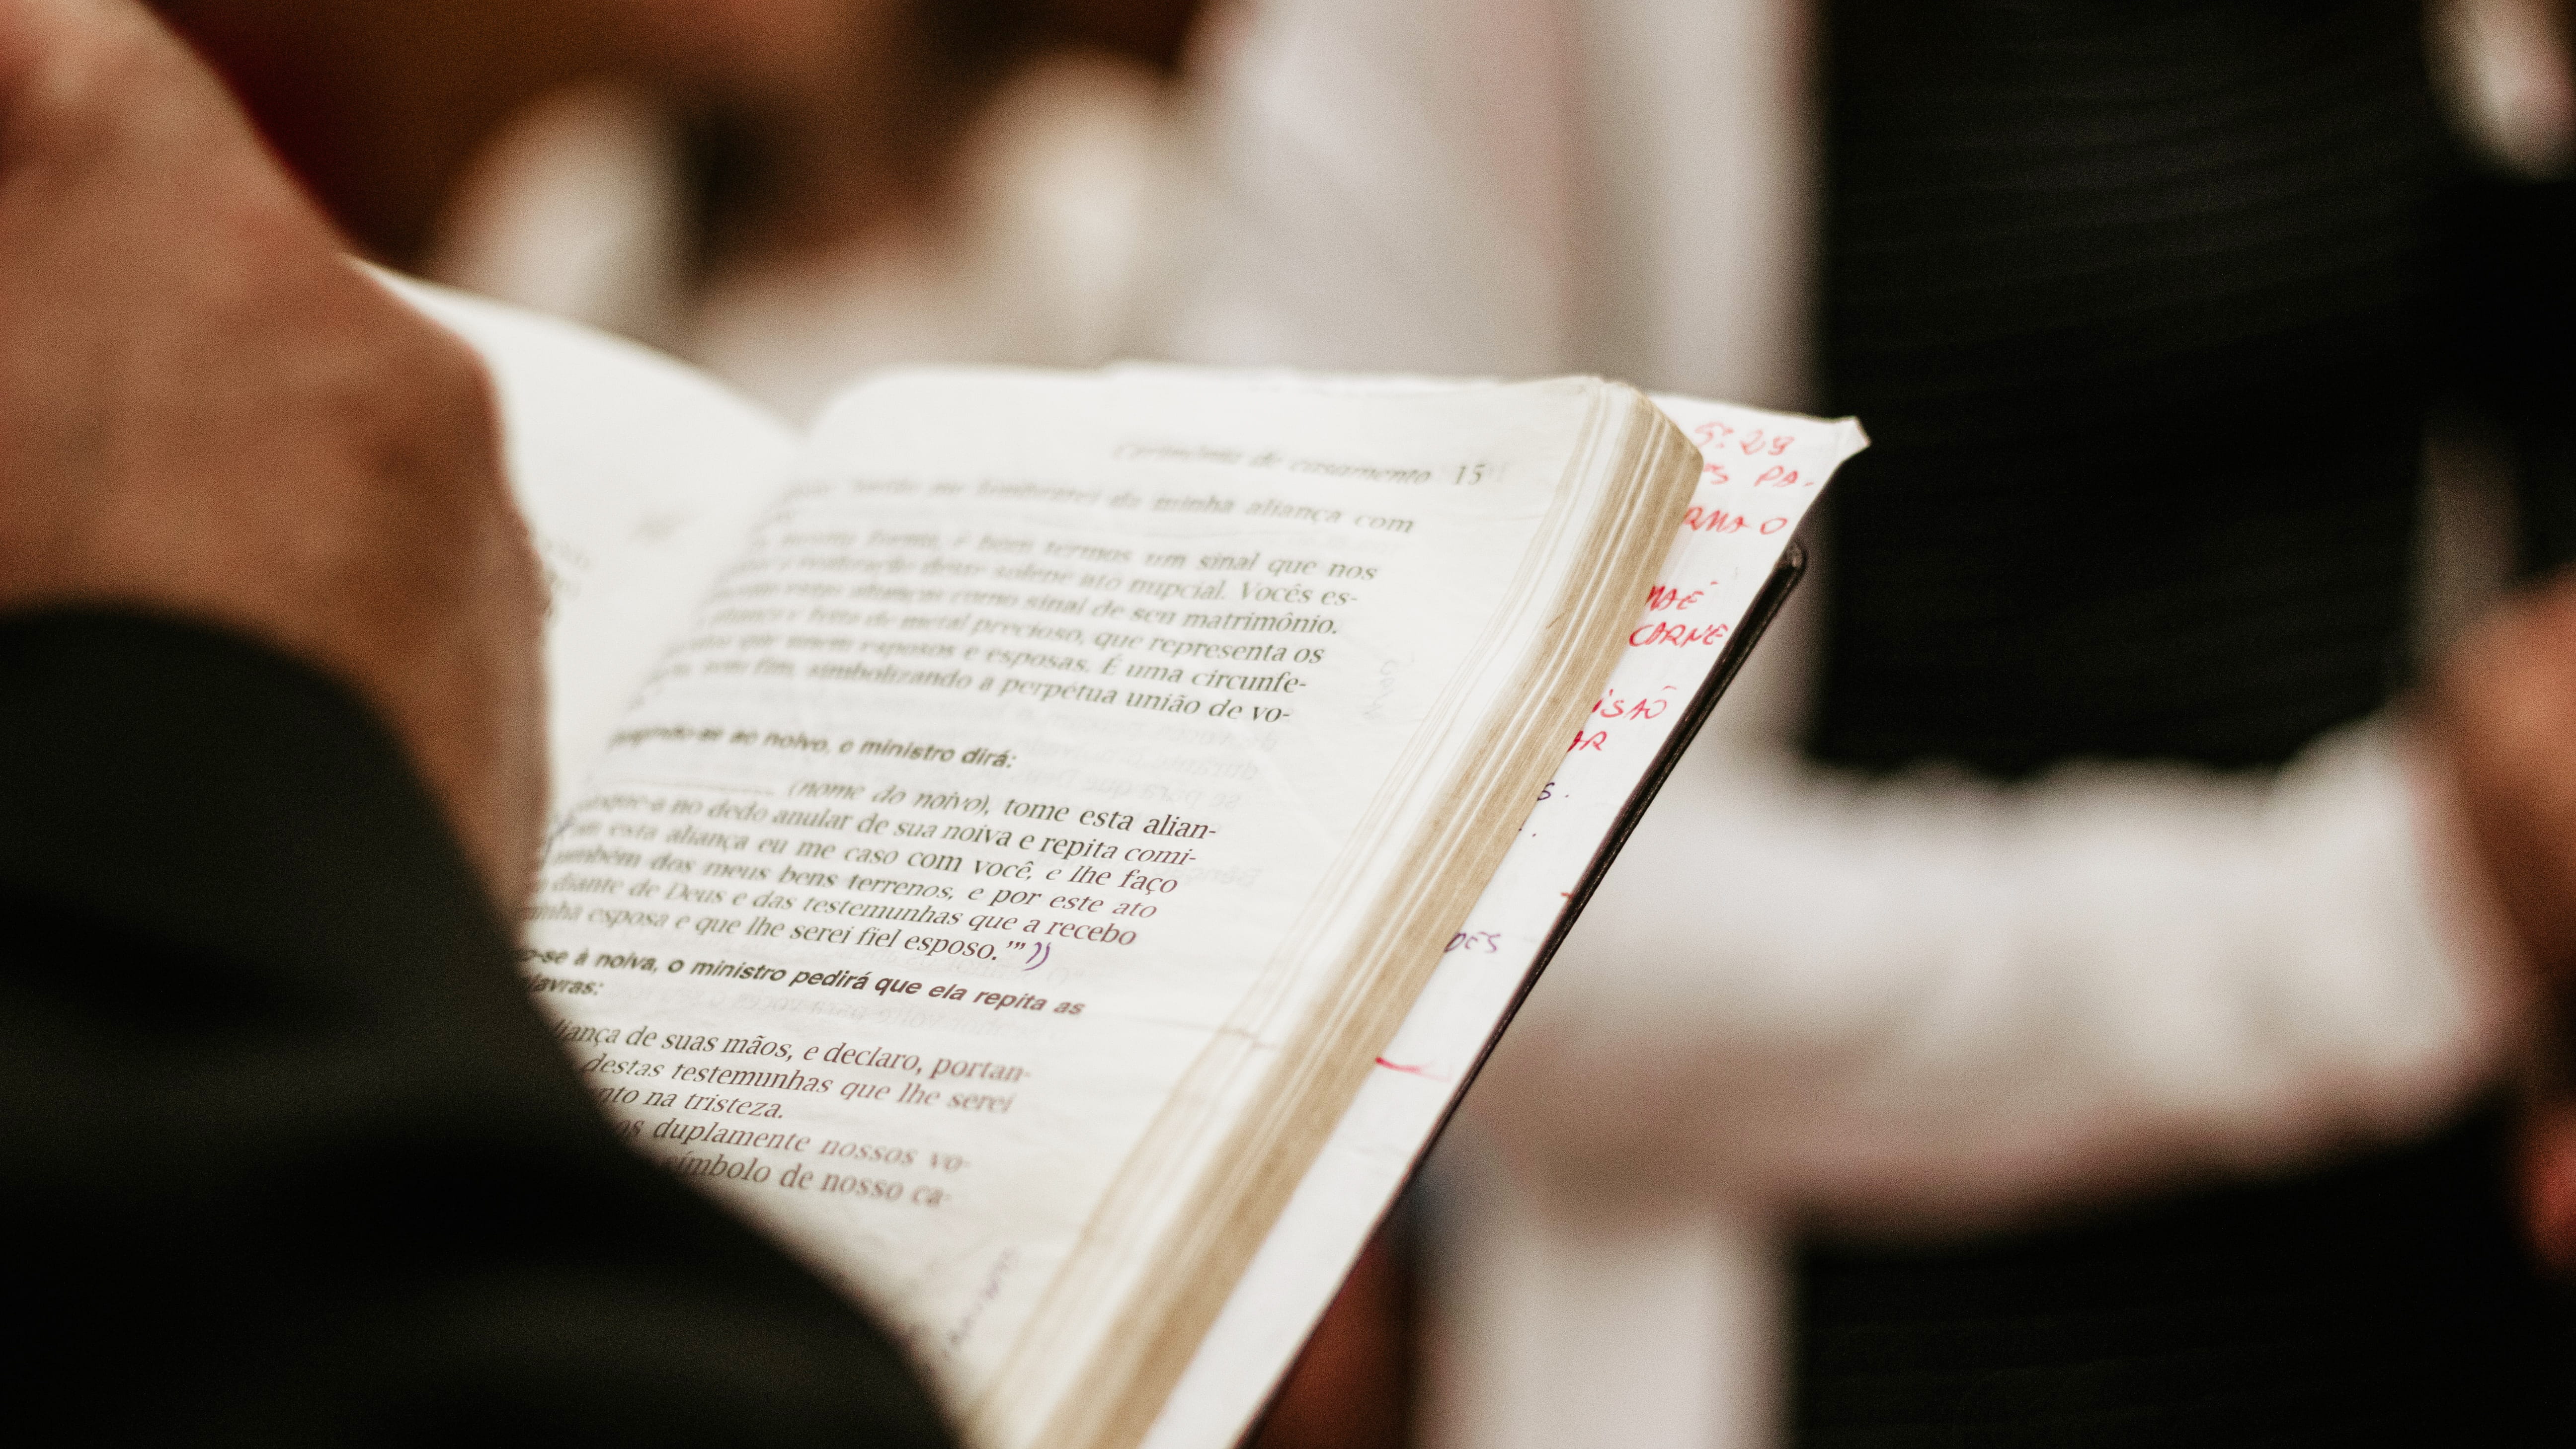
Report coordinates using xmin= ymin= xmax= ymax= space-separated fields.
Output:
xmin=0 ymin=0 xmax=546 ymax=912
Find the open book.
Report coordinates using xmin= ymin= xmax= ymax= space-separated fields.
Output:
xmin=396 ymin=281 xmax=1863 ymax=1449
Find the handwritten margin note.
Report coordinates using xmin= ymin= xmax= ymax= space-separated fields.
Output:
xmin=1137 ymin=397 xmax=1868 ymax=1449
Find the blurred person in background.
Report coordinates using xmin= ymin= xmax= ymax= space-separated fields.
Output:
xmin=1150 ymin=0 xmax=2576 ymax=1446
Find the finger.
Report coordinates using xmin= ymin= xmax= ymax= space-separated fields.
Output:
xmin=2522 ymin=1100 xmax=2576 ymax=1274
xmin=2439 ymin=576 xmax=2576 ymax=983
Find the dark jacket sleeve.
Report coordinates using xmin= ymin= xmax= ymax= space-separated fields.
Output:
xmin=0 ymin=611 xmax=954 ymax=1448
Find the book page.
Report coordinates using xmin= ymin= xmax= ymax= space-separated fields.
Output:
xmin=385 ymin=277 xmax=799 ymax=796
xmin=1142 ymin=395 xmax=1865 ymax=1449
xmin=512 ymin=366 xmax=1692 ymax=1449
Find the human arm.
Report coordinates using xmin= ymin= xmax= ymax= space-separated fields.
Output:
xmin=0 ymin=0 xmax=956 ymax=1433
xmin=0 ymin=613 xmax=953 ymax=1444
xmin=1161 ymin=0 xmax=2530 ymax=1235
xmin=1460 ymin=579 xmax=2519 ymax=1230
